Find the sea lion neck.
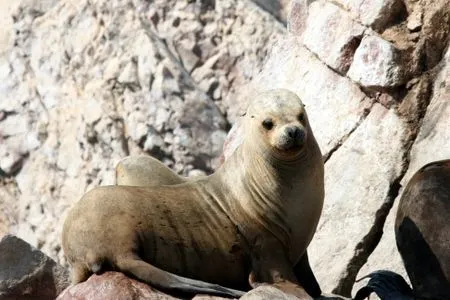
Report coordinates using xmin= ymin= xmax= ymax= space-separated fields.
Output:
xmin=211 ymin=142 xmax=305 ymax=247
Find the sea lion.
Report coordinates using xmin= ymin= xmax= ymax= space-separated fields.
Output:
xmin=115 ymin=151 xmax=321 ymax=295
xmin=395 ymin=159 xmax=450 ymax=299
xmin=62 ymin=89 xmax=324 ymax=298
xmin=355 ymin=160 xmax=450 ymax=300
xmin=115 ymin=155 xmax=187 ymax=186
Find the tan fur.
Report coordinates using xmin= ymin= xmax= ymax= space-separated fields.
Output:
xmin=62 ymin=89 xmax=324 ymax=299
xmin=115 ymin=155 xmax=187 ymax=186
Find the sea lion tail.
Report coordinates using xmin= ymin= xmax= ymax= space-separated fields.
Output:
xmin=354 ymin=270 xmax=414 ymax=300
xmin=116 ymin=256 xmax=245 ymax=298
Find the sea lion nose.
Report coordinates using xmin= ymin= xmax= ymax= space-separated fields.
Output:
xmin=285 ymin=126 xmax=304 ymax=142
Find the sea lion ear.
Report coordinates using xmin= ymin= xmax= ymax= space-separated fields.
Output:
xmin=241 ymin=112 xmax=247 ymax=117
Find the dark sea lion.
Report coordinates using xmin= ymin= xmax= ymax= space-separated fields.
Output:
xmin=355 ymin=159 xmax=450 ymax=300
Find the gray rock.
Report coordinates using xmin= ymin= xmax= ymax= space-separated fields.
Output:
xmin=352 ymin=51 xmax=449 ymax=293
xmin=0 ymin=234 xmax=69 ymax=299
xmin=403 ymin=49 xmax=450 ymax=182
xmin=176 ymin=44 xmax=200 ymax=74
xmin=251 ymin=0 xmax=291 ymax=24
xmin=0 ymin=151 xmax=24 ymax=175
xmin=247 ymin=35 xmax=371 ymax=157
xmin=308 ymin=104 xmax=407 ymax=292
xmin=348 ymin=35 xmax=406 ymax=88
xmin=302 ymin=1 xmax=365 ymax=73
xmin=239 ymin=285 xmax=299 ymax=300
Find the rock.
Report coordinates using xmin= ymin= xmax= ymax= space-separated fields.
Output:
xmin=247 ymin=35 xmax=371 ymax=157
xmin=0 ymin=0 xmax=286 ymax=265
xmin=351 ymin=66 xmax=447 ymax=297
xmin=302 ymin=1 xmax=365 ymax=74
xmin=0 ymin=0 xmax=449 ymax=298
xmin=176 ymin=45 xmax=200 ymax=73
xmin=0 ymin=113 xmax=28 ymax=136
xmin=192 ymin=295 xmax=231 ymax=300
xmin=317 ymin=294 xmax=350 ymax=300
xmin=308 ymin=104 xmax=407 ymax=293
xmin=117 ymin=60 xmax=139 ymax=85
xmin=0 ymin=180 xmax=18 ymax=239
xmin=348 ymin=35 xmax=407 ymax=89
xmin=57 ymin=271 xmax=177 ymax=300
xmin=250 ymin=0 xmax=290 ymax=24
xmin=367 ymin=54 xmax=449 ymax=290
xmin=239 ymin=285 xmax=299 ymax=300
xmin=407 ymin=7 xmax=423 ymax=32
xmin=416 ymin=0 xmax=450 ymax=71
xmin=352 ymin=198 xmax=409 ymax=298
xmin=287 ymin=0 xmax=311 ymax=36
xmin=334 ymin=0 xmax=405 ymax=31
xmin=403 ymin=48 xmax=450 ymax=183
xmin=0 ymin=235 xmax=69 ymax=299
xmin=0 ymin=151 xmax=24 ymax=175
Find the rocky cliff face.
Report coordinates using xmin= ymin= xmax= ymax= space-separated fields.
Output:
xmin=0 ymin=0 xmax=448 ymax=299
xmin=0 ymin=0 xmax=284 ymax=264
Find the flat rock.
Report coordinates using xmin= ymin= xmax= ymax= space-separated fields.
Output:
xmin=57 ymin=271 xmax=177 ymax=300
xmin=302 ymin=1 xmax=365 ymax=73
xmin=239 ymin=285 xmax=299 ymax=300
xmin=348 ymin=35 xmax=406 ymax=88
xmin=308 ymin=104 xmax=408 ymax=292
xmin=0 ymin=234 xmax=69 ymax=299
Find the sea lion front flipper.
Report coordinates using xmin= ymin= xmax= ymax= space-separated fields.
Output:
xmin=116 ymin=256 xmax=245 ymax=298
xmin=293 ymin=251 xmax=321 ymax=298
xmin=248 ymin=240 xmax=313 ymax=299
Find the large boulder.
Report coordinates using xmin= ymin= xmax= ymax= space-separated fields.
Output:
xmin=0 ymin=235 xmax=69 ymax=299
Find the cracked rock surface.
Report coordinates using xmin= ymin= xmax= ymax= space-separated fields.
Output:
xmin=0 ymin=0 xmax=449 ymax=299
xmin=0 ymin=0 xmax=284 ymax=264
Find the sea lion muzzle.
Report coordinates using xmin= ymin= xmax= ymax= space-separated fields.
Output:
xmin=280 ymin=126 xmax=306 ymax=150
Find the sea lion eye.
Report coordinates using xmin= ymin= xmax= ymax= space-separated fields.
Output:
xmin=298 ymin=113 xmax=305 ymax=122
xmin=262 ymin=118 xmax=274 ymax=130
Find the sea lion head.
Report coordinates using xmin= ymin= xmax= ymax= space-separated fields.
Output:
xmin=244 ymin=89 xmax=312 ymax=162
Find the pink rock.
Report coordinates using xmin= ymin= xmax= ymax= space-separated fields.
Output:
xmin=287 ymin=0 xmax=311 ymax=36
xmin=302 ymin=1 xmax=365 ymax=74
xmin=334 ymin=0 xmax=405 ymax=31
xmin=347 ymin=35 xmax=406 ymax=88
xmin=57 ymin=272 xmax=177 ymax=300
